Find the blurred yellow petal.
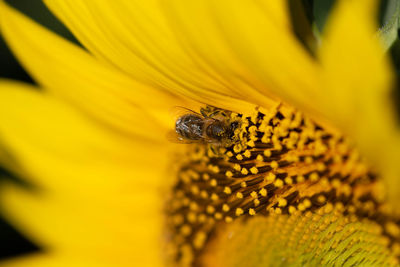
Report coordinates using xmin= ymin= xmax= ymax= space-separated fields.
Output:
xmin=0 ymin=1 xmax=183 ymax=137
xmin=0 ymin=80 xmax=167 ymax=266
xmin=318 ymin=0 xmax=400 ymax=204
xmin=0 ymin=80 xmax=168 ymax=190
xmin=1 ymin=183 xmax=163 ymax=266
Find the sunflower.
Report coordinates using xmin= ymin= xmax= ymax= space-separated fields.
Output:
xmin=1 ymin=0 xmax=400 ymax=266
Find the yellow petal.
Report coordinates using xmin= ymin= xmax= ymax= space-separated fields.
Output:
xmin=1 ymin=183 xmax=164 ymax=266
xmin=0 ymin=1 xmax=183 ymax=137
xmin=43 ymin=0 xmax=263 ymax=113
xmin=199 ymin=0 xmax=320 ymax=106
xmin=0 ymin=80 xmax=167 ymax=189
xmin=0 ymin=81 xmax=167 ymax=266
xmin=318 ymin=0 xmax=400 ymax=204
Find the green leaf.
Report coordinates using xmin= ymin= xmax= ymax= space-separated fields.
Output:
xmin=378 ymin=0 xmax=400 ymax=51
xmin=313 ymin=0 xmax=335 ymax=33
xmin=288 ymin=0 xmax=318 ymax=55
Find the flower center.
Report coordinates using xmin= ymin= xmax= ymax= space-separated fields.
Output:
xmin=164 ymin=105 xmax=400 ymax=266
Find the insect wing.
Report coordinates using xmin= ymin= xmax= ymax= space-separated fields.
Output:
xmin=166 ymin=130 xmax=202 ymax=144
xmin=169 ymin=106 xmax=202 ymax=121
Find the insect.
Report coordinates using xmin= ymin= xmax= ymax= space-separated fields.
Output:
xmin=170 ymin=106 xmax=240 ymax=146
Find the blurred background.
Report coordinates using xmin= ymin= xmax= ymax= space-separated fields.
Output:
xmin=0 ymin=0 xmax=397 ymax=262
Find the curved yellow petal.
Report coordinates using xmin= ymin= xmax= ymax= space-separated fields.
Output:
xmin=0 ymin=81 xmax=167 ymax=266
xmin=0 ymin=1 xmax=183 ymax=137
xmin=318 ymin=0 xmax=400 ymax=204
xmin=1 ymin=183 xmax=163 ymax=266
xmin=197 ymin=0 xmax=320 ymax=107
xmin=0 ymin=80 xmax=167 ymax=189
xmin=161 ymin=0 xmax=285 ymax=108
xmin=43 ymin=0 xmax=265 ymax=113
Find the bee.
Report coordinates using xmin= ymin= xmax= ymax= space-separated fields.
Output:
xmin=170 ymin=106 xmax=240 ymax=146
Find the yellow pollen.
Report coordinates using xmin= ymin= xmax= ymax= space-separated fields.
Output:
xmin=236 ymin=154 xmax=244 ymax=160
xmin=198 ymin=214 xmax=206 ymax=223
xmin=187 ymin=212 xmax=197 ymax=223
xmin=241 ymin=168 xmax=249 ymax=175
xmin=248 ymin=125 xmax=257 ymax=133
xmin=224 ymin=187 xmax=232 ymax=194
xmin=211 ymin=193 xmax=219 ymax=201
xmin=225 ymin=216 xmax=233 ymax=223
xmin=210 ymin=179 xmax=217 ymax=187
xmin=288 ymin=206 xmax=296 ymax=214
xmin=274 ymin=179 xmax=284 ymax=188
xmin=271 ymin=161 xmax=279 ymax=169
xmin=233 ymin=144 xmax=242 ymax=153
xmin=303 ymin=199 xmax=312 ymax=208
xmin=214 ymin=212 xmax=223 ymax=220
xmin=317 ymin=195 xmax=326 ymax=204
xmin=173 ymin=215 xmax=184 ymax=225
xmin=193 ymin=232 xmax=207 ymax=249
xmin=189 ymin=202 xmax=198 ymax=211
xmin=259 ymin=188 xmax=267 ymax=197
xmin=324 ymin=203 xmax=334 ymax=214
xmin=297 ymin=175 xmax=305 ymax=183
xmin=200 ymin=190 xmax=208 ymax=199
xmin=266 ymin=172 xmax=276 ymax=182
xmin=206 ymin=205 xmax=215 ymax=214
xmin=225 ymin=171 xmax=233 ymax=178
xmin=256 ymin=154 xmax=264 ymax=161
xmin=386 ymin=222 xmax=400 ymax=237
xmin=250 ymin=167 xmax=259 ymax=174
xmin=298 ymin=203 xmax=306 ymax=211
xmin=278 ymin=198 xmax=288 ymax=207
xmin=261 ymin=135 xmax=270 ymax=143
xmin=264 ymin=150 xmax=272 ymax=157
xmin=181 ymin=225 xmax=192 ymax=236
xmin=316 ymin=162 xmax=326 ymax=171
xmin=191 ymin=185 xmax=199 ymax=195
xmin=222 ymin=204 xmax=230 ymax=212
xmin=249 ymin=208 xmax=256 ymax=216
xmin=310 ymin=172 xmax=319 ymax=182
xmin=233 ymin=164 xmax=241 ymax=171
xmin=202 ymin=173 xmax=210 ymax=181
xmin=284 ymin=177 xmax=293 ymax=185
xmin=236 ymin=192 xmax=244 ymax=199
xmin=247 ymin=140 xmax=256 ymax=148
xmin=235 ymin=208 xmax=244 ymax=216
xmin=305 ymin=156 xmax=313 ymax=164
